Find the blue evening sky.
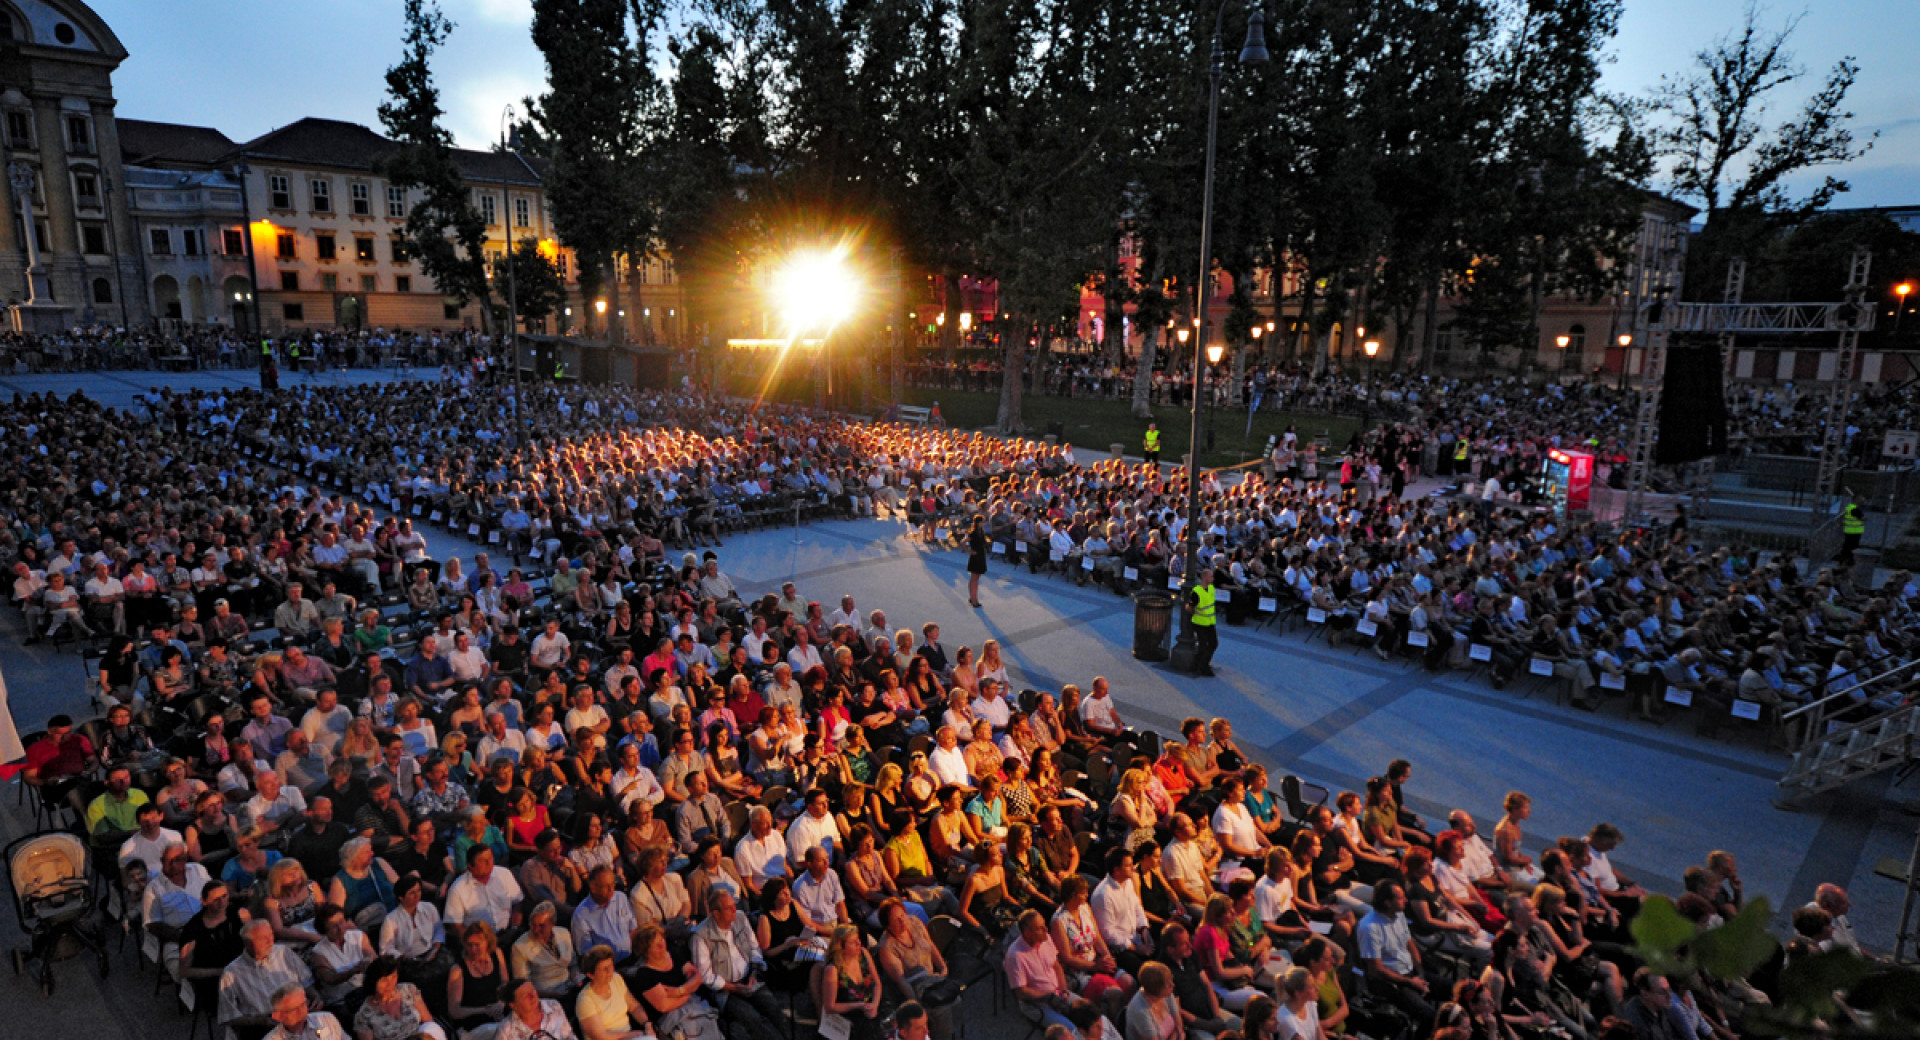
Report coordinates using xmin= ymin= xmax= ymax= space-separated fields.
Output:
xmin=94 ymin=0 xmax=1918 ymax=209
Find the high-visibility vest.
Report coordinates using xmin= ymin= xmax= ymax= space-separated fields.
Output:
xmin=1192 ymin=583 xmax=1217 ymax=626
xmin=1144 ymin=429 xmax=1160 ymax=452
xmin=1842 ymin=503 xmax=1865 ymax=535
xmin=1454 ymin=441 xmax=1470 ymax=462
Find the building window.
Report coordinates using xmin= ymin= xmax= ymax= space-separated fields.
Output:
xmin=1433 ymin=326 xmax=1457 ymax=363
xmin=268 ymin=174 xmax=291 ymax=210
xmin=65 ymin=116 xmax=90 ymax=155
xmin=181 ymin=229 xmax=202 ymax=256
xmin=661 ymin=258 xmax=675 ymax=283
xmin=74 ymin=172 xmax=98 ymax=205
xmin=391 ymin=235 xmax=411 ymax=264
xmin=310 ymin=178 xmax=331 ymax=213
xmin=479 ymin=193 xmax=496 ymax=226
xmin=276 ymin=233 xmax=296 ymax=260
xmin=149 ymin=228 xmax=172 ymax=255
xmin=355 ymin=237 xmax=374 ymax=262
xmin=444 ymin=302 xmax=462 ymax=320
xmin=1567 ymin=323 xmax=1586 ymax=356
xmin=92 ymin=278 xmax=111 ymax=304
xmin=321 ymin=272 xmax=338 ymax=291
xmin=282 ymin=302 xmax=304 ymax=321
xmin=514 ymin=197 xmax=530 ymax=228
xmin=5 ymin=111 xmax=30 ymax=148
xmin=360 ymin=274 xmax=377 ymax=292
xmin=223 ymin=228 xmax=244 ymax=255
xmin=80 ymin=224 xmax=105 ymax=255
xmin=280 ymin=271 xmax=299 ymax=291
xmin=557 ymin=252 xmax=568 ymax=279
xmin=386 ymin=185 xmax=405 ymax=218
xmin=395 ymin=275 xmax=411 ymax=293
xmin=350 ymin=183 xmax=371 ymax=216
xmin=315 ymin=233 xmax=335 ymax=261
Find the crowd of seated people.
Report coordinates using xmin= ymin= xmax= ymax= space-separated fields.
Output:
xmin=15 ymin=548 xmax=1881 ymax=1040
xmin=0 ymin=361 xmax=1909 ymax=1040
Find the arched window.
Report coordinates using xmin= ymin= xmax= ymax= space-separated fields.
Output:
xmin=1568 ymin=323 xmax=1586 ymax=354
xmin=91 ymin=277 xmax=111 ymax=304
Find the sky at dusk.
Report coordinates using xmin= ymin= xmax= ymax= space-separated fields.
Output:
xmin=93 ymin=0 xmax=1919 ymax=210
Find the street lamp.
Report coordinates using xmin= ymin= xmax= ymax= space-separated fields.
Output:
xmin=1555 ymin=333 xmax=1571 ymax=375
xmin=1205 ymin=340 xmax=1225 ymax=450
xmin=1171 ymin=0 xmax=1267 ymax=675
xmin=1897 ymin=282 xmax=1912 ymax=333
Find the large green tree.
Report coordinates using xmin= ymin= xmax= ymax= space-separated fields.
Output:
xmin=527 ymin=0 xmax=658 ymax=338
xmin=377 ymin=0 xmax=494 ymax=330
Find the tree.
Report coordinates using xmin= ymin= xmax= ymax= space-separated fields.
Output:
xmin=527 ymin=0 xmax=658 ymax=337
xmin=495 ymin=238 xmax=566 ymax=326
xmin=377 ymin=0 xmax=494 ymax=331
xmin=1650 ymin=4 xmax=1876 ymax=298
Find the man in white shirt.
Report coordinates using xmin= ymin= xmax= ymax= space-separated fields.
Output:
xmin=927 ymin=726 xmax=973 ymax=789
xmin=826 ymin=595 xmax=860 ymax=631
xmin=299 ymin=688 xmax=354 ymax=754
xmin=742 ymin=617 xmax=774 ymax=663
xmin=83 ymin=562 xmax=126 ymax=636
xmin=1161 ymin=815 xmax=1216 ymax=917
xmin=119 ymin=802 xmax=184 ymax=876
xmin=243 ymin=770 xmax=308 ymax=835
xmin=1080 ymin=676 xmax=1124 ymax=738
xmin=785 ymin=789 xmax=841 ymax=864
xmin=733 ymin=808 xmax=791 ymax=898
xmin=970 ymin=681 xmax=1012 ymax=734
xmin=378 ymin=875 xmax=445 ymax=961
xmin=610 ymin=743 xmax=665 ymax=810
xmin=448 ymin=632 xmax=490 ymax=684
xmin=1091 ymin=848 xmax=1153 ymax=975
xmin=443 ymin=845 xmax=524 ymax=934
xmin=571 ymin=866 xmax=638 ymax=961
xmin=530 ymin=619 xmax=572 ymax=673
xmin=142 ymin=843 xmax=210 ymax=974
xmin=786 ymin=630 xmax=824 ymax=675
xmin=1253 ymin=848 xmax=1310 ymax=943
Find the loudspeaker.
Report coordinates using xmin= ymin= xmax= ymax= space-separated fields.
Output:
xmin=1656 ymin=345 xmax=1728 ymax=464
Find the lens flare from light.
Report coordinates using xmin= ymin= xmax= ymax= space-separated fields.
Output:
xmin=773 ymin=248 xmax=860 ymax=333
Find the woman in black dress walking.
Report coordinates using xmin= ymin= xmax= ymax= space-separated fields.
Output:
xmin=965 ymin=516 xmax=988 ymax=608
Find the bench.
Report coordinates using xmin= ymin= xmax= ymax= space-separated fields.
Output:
xmin=897 ymin=405 xmax=931 ymax=426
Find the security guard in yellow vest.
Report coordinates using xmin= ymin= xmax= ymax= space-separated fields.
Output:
xmin=1453 ymin=438 xmax=1470 ymax=477
xmin=1188 ymin=567 xmax=1219 ymax=676
xmin=1841 ymin=497 xmax=1865 ymax=563
xmin=1143 ymin=424 xmax=1161 ymax=466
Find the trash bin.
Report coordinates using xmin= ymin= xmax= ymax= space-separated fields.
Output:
xmin=1224 ymin=587 xmax=1252 ymax=626
xmin=1133 ymin=594 xmax=1173 ymax=661
xmin=1046 ymin=419 xmax=1066 ymax=440
xmin=1853 ymin=548 xmax=1881 ymax=589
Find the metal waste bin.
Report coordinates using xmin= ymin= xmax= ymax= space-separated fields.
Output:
xmin=1134 ymin=594 xmax=1172 ymax=661
xmin=1046 ymin=419 xmax=1066 ymax=440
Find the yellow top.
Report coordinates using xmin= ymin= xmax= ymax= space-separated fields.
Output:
xmin=1454 ymin=441 xmax=1470 ymax=460
xmin=1144 ymin=429 xmax=1161 ymax=451
xmin=1842 ymin=503 xmax=1865 ymax=535
xmin=1192 ymin=584 xmax=1217 ymax=627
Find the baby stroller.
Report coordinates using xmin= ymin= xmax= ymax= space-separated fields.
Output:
xmin=6 ymin=829 xmax=109 ymax=995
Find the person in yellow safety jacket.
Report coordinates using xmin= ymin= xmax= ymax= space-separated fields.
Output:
xmin=1188 ymin=567 xmax=1219 ymax=677
xmin=1143 ymin=424 xmax=1161 ymax=466
xmin=1841 ymin=498 xmax=1865 ymax=562
xmin=1453 ymin=438 xmax=1470 ymax=477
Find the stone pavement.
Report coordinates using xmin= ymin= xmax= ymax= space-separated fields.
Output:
xmin=2 ymin=367 xmax=1916 ymax=1033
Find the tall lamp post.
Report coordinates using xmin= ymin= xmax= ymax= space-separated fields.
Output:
xmin=500 ymin=104 xmax=521 ymax=393
xmin=1170 ymin=2 xmax=1267 ymax=675
xmin=1897 ymin=282 xmax=1912 ymax=334
xmin=1555 ymin=333 xmax=1571 ymax=375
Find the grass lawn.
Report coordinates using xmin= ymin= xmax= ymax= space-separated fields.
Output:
xmin=895 ymin=387 xmax=1362 ymax=470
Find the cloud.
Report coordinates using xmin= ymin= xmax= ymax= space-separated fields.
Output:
xmin=444 ymin=70 xmax=543 ymax=151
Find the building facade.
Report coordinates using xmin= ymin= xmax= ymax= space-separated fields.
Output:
xmin=0 ymin=0 xmax=146 ymax=326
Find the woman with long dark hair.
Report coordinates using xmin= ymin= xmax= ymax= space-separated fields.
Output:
xmin=965 ymin=515 xmax=988 ymax=608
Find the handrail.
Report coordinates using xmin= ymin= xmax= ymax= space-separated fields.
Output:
xmin=1783 ymin=657 xmax=1920 ymax=720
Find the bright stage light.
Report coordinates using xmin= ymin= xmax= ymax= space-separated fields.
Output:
xmin=773 ymin=248 xmax=860 ymax=332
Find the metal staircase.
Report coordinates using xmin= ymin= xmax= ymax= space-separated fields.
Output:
xmin=1779 ymin=659 xmax=1920 ymax=794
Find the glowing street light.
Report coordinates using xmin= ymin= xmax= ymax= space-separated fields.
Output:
xmin=773 ymin=247 xmax=860 ymax=333
xmin=1364 ymin=339 xmax=1381 ymax=357
xmin=1898 ymin=282 xmax=1913 ymax=333
xmin=959 ymin=312 xmax=972 ymax=332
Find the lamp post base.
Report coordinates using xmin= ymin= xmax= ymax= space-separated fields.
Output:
xmin=1169 ymin=627 xmax=1199 ymax=673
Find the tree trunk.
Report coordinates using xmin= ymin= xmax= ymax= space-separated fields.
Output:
xmin=940 ymin=276 xmax=958 ymax=365
xmin=1131 ymin=326 xmax=1158 ymax=419
xmin=1104 ymin=294 xmax=1126 ymax=369
xmin=1230 ymin=339 xmax=1249 ymax=407
xmin=1294 ymin=271 xmax=1317 ymax=364
xmin=997 ymin=324 xmax=1028 ymax=433
xmin=1419 ymin=278 xmax=1441 ymax=374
